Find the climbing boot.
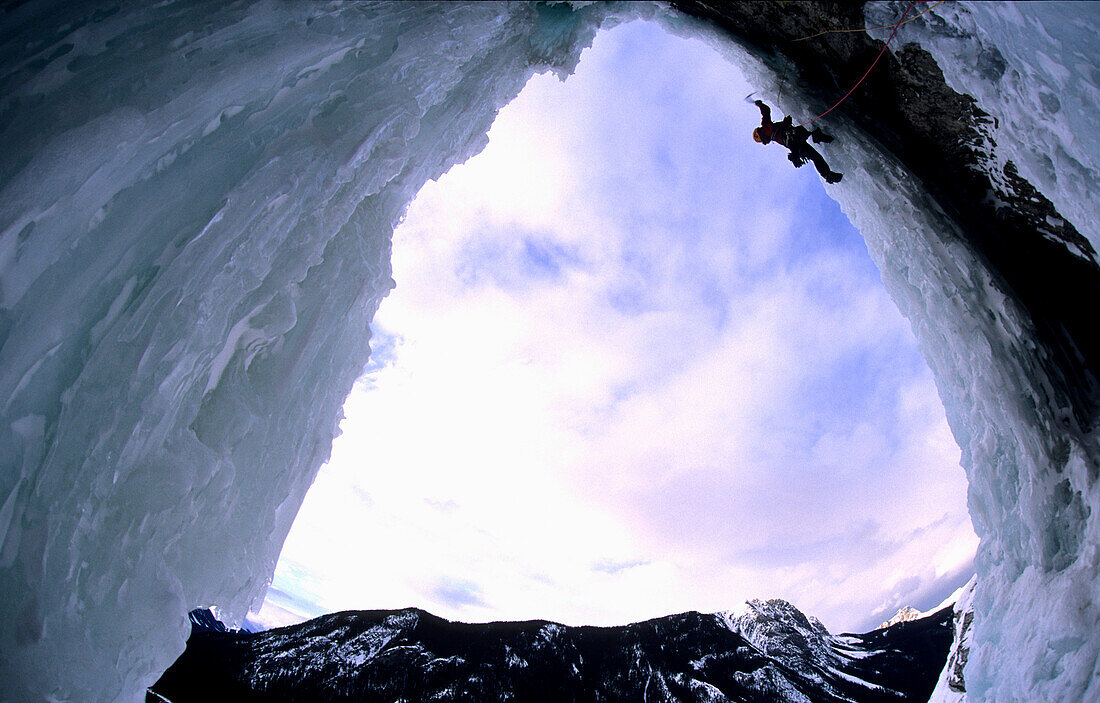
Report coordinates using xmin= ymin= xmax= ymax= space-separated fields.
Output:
xmin=824 ymin=171 xmax=843 ymax=184
xmin=812 ymin=129 xmax=834 ymax=144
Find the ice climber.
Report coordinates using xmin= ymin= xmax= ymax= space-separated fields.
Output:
xmin=752 ymin=100 xmax=843 ymax=184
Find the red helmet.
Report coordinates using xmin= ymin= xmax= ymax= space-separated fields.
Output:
xmin=752 ymin=127 xmax=763 ymax=143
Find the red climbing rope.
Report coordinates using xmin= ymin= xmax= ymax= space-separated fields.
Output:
xmin=798 ymin=0 xmax=924 ymax=127
xmin=793 ymin=0 xmax=946 ymax=43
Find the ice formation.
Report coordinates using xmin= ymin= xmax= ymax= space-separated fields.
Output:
xmin=0 ymin=1 xmax=1097 ymax=702
xmin=0 ymin=2 xmax=615 ymax=699
xmin=858 ymin=3 xmax=1100 ymax=701
xmin=866 ymin=1 xmax=1100 ymax=251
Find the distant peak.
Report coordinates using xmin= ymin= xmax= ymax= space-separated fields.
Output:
xmin=745 ymin=598 xmax=799 ymax=616
xmin=880 ymin=606 xmax=923 ymax=630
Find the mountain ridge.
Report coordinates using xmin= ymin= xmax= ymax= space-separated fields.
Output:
xmin=150 ymin=600 xmax=953 ymax=702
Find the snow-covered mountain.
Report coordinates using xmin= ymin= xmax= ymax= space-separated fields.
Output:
xmin=149 ymin=602 xmax=952 ymax=702
xmin=880 ymin=607 xmax=923 ymax=630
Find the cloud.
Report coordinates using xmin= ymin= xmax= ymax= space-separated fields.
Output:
xmin=247 ymin=586 xmax=327 ymax=631
xmin=453 ymin=227 xmax=577 ymax=285
xmin=264 ymin=18 xmax=977 ymax=634
xmin=425 ymin=498 xmax=459 ymax=513
xmin=430 ymin=578 xmax=488 ymax=611
xmin=592 ymin=558 xmax=650 ymax=575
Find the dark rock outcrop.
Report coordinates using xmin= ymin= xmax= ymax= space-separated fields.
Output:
xmin=149 ymin=604 xmax=953 ymax=703
xmin=671 ymin=0 xmax=1100 ymax=436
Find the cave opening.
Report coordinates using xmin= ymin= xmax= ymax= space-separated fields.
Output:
xmin=255 ymin=19 xmax=976 ymax=637
xmin=3 ymin=2 xmax=1097 ymax=700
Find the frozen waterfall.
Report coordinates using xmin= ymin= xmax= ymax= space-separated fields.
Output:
xmin=0 ymin=2 xmax=1097 ymax=702
xmin=0 ymin=2 xmax=613 ymax=698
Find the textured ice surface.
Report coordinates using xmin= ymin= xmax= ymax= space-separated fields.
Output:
xmin=867 ymin=1 xmax=1100 ymax=251
xmin=825 ymin=114 xmax=1099 ymax=703
xmin=0 ymin=1 xmax=1097 ymax=701
xmin=862 ymin=4 xmax=1100 ymax=701
xmin=0 ymin=1 xmax=620 ymax=699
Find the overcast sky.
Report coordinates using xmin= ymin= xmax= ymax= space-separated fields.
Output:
xmin=255 ymin=19 xmax=976 ymax=635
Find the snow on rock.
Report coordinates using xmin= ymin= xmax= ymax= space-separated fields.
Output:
xmin=725 ymin=599 xmax=836 ymax=677
xmin=719 ymin=599 xmax=900 ymax=699
xmin=152 ymin=604 xmax=951 ymax=702
xmin=879 ymin=606 xmax=923 ymax=630
xmin=928 ymin=576 xmax=977 ymax=703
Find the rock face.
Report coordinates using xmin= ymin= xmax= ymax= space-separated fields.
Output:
xmin=669 ymin=1 xmax=1099 ymax=427
xmin=928 ymin=577 xmax=977 ymax=703
xmin=149 ymin=602 xmax=953 ymax=703
xmin=187 ymin=609 xmax=229 ymax=634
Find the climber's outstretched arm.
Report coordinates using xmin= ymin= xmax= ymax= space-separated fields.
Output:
xmin=754 ymin=99 xmax=772 ymax=124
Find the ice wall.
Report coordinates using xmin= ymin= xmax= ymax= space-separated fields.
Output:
xmin=826 ymin=113 xmax=1099 ymax=703
xmin=695 ymin=3 xmax=1100 ymax=699
xmin=0 ymin=2 xmax=614 ymax=699
xmin=1 ymin=1 xmax=1098 ymax=702
xmin=867 ymin=1 xmax=1100 ymax=252
xmin=860 ymin=4 xmax=1100 ymax=701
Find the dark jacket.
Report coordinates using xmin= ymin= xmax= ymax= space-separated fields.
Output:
xmin=755 ymin=101 xmax=794 ymax=146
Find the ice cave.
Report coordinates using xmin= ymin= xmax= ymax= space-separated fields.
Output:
xmin=0 ymin=1 xmax=1097 ymax=701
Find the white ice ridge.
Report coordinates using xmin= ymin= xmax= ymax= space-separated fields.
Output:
xmin=0 ymin=2 xmax=1097 ymax=702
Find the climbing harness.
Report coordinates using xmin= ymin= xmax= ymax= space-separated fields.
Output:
xmin=797 ymin=0 xmax=926 ymax=127
xmin=793 ymin=0 xmax=947 ymax=43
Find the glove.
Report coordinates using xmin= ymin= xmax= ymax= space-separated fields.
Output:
xmin=788 ymin=152 xmax=806 ymax=167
